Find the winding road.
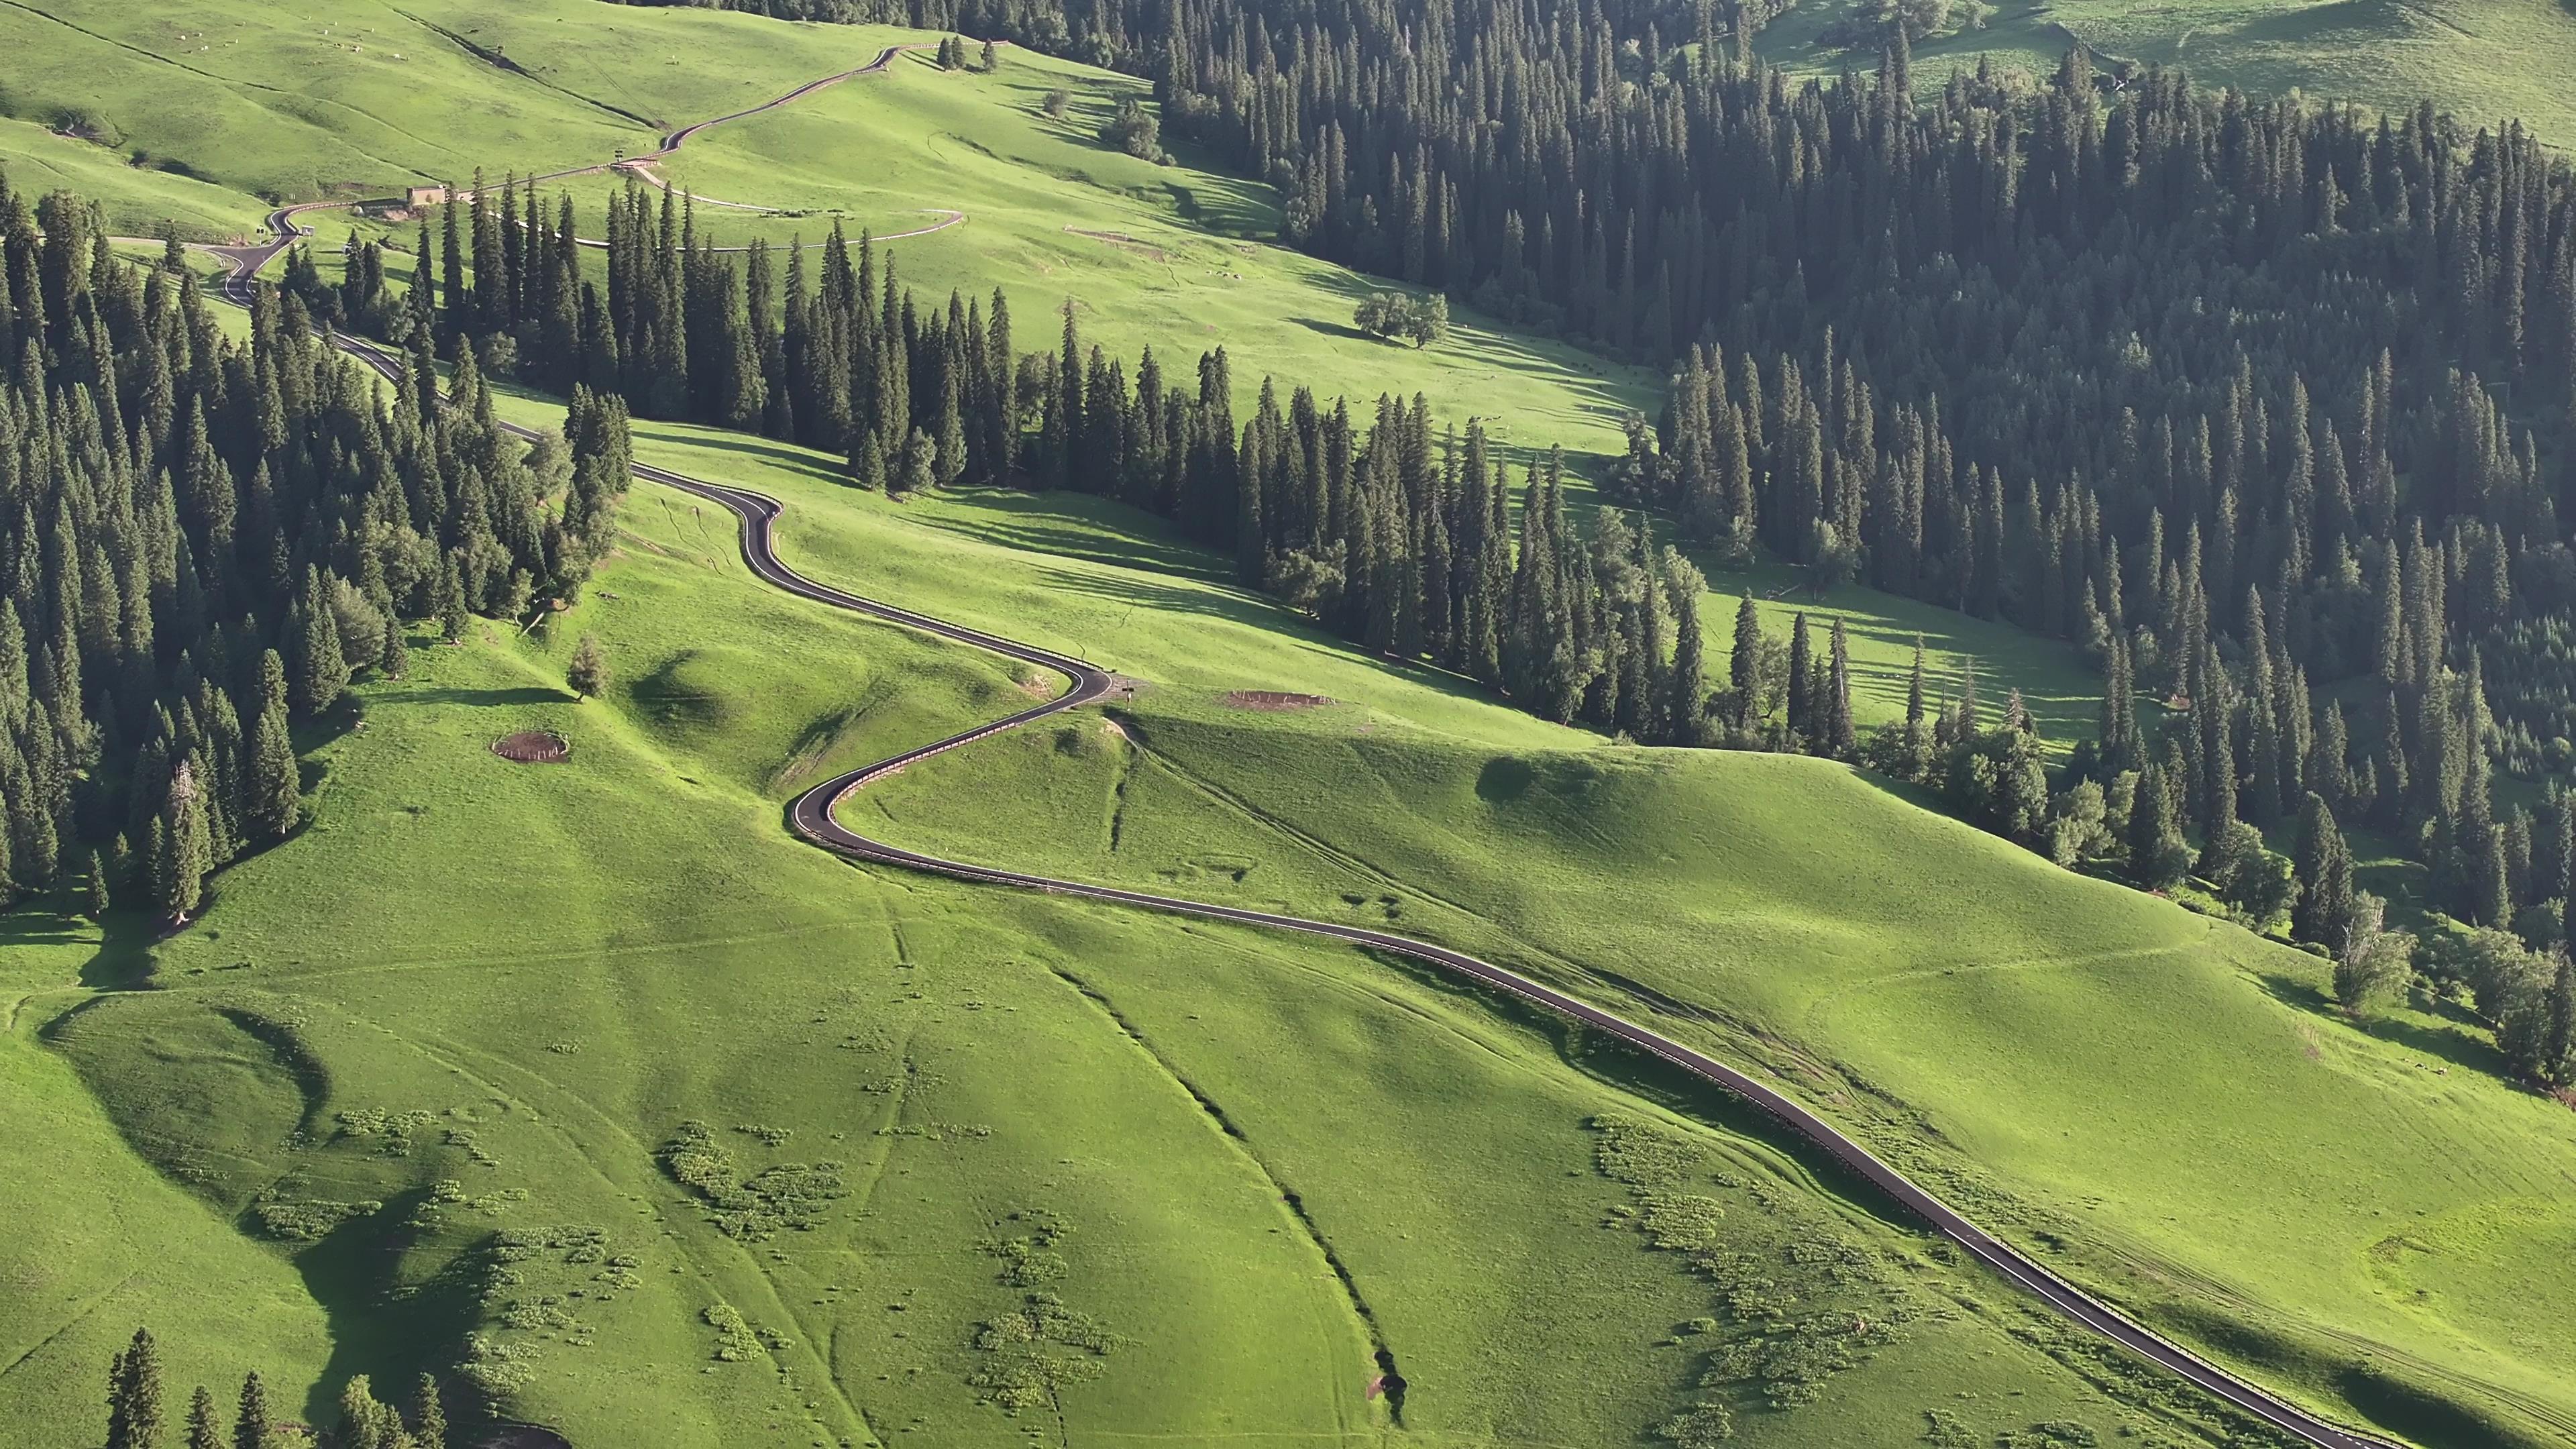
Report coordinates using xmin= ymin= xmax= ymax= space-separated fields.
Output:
xmin=198 ymin=42 xmax=2408 ymax=1449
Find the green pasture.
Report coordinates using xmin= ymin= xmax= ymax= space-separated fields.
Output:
xmin=1762 ymin=0 xmax=2576 ymax=145
xmin=543 ymin=420 xmax=2576 ymax=1447
xmin=1 ymin=397 xmax=2194 ymax=1448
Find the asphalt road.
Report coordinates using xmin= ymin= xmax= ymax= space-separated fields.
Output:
xmin=209 ymin=76 xmax=2406 ymax=1449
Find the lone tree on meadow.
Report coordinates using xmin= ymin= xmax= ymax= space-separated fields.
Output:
xmin=1352 ymin=292 xmax=1448 ymax=347
xmin=568 ymin=634 xmax=610 ymax=700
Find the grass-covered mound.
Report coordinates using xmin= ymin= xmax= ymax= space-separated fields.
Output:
xmin=862 ymin=676 xmax=2576 ymax=1447
xmin=1 ymin=389 xmax=2221 ymax=1448
xmin=586 ymin=418 xmax=2576 ymax=1448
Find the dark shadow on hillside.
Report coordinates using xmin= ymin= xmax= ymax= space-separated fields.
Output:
xmin=628 ymin=651 xmax=729 ymax=729
xmin=0 ymin=900 xmax=90 ymax=951
xmin=1290 ymin=314 xmax=1377 ymax=344
xmin=1474 ymin=756 xmax=1535 ymax=802
xmin=1024 ymin=563 xmax=1531 ymax=709
xmin=912 ymin=497 xmax=1227 ymax=580
xmin=2332 ymin=1354 xmax=2557 ymax=1449
xmin=2250 ymin=971 xmax=2516 ymax=1081
xmin=637 ymin=427 xmax=852 ymax=489
xmin=80 ymin=910 xmax=158 ymax=990
xmin=373 ymin=685 xmax=571 ymax=709
xmin=285 ymin=1189 xmax=486 ymax=1430
xmin=1849 ymin=767 xmax=1955 ymax=817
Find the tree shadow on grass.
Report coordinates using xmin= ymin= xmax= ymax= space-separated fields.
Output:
xmin=80 ymin=910 xmax=158 ymax=990
xmin=1289 ymin=314 xmax=1377 ymax=345
xmin=1848 ymin=766 xmax=1955 ymax=818
xmin=637 ymin=426 xmax=852 ymax=490
xmin=372 ymin=685 xmax=572 ymax=709
xmin=2250 ymin=970 xmax=2518 ymax=1081
xmin=911 ymin=500 xmax=1228 ymax=581
xmin=1022 ymin=562 xmax=1534 ymax=709
xmin=284 ymin=1187 xmax=486 ymax=1430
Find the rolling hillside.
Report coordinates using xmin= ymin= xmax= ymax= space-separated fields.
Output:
xmin=5 ymin=0 xmax=2576 ymax=1445
xmin=1761 ymin=0 xmax=2576 ymax=143
xmin=5 ymin=390 xmax=2253 ymax=1449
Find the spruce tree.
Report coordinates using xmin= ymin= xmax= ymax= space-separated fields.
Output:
xmin=2128 ymin=763 xmax=2190 ymax=890
xmin=234 ymin=1372 xmax=270 ymax=1449
xmin=900 ymin=427 xmax=937 ymax=494
xmin=186 ymin=1386 xmax=222 ymax=1449
xmin=292 ymin=569 xmax=350 ymax=718
xmin=2292 ymin=793 xmax=2357 ymax=950
xmin=1784 ymin=612 xmax=1812 ymax=740
xmin=246 ymin=700 xmax=297 ymax=844
xmin=1825 ymin=618 xmax=1856 ymax=758
xmin=1727 ymin=596 xmax=1762 ymax=729
xmin=107 ymin=1328 xmax=163 ymax=1449
xmin=412 ymin=1375 xmax=447 ymax=1449
xmin=1662 ymin=554 xmax=1705 ymax=745
xmin=156 ymin=762 xmax=212 ymax=925
xmin=85 ymin=847 xmax=109 ymax=922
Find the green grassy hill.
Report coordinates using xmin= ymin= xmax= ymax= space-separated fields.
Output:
xmin=9 ymin=1 xmax=2576 ymax=1444
xmin=634 ymin=420 xmax=2576 ymax=1448
xmin=1761 ymin=0 xmax=2576 ymax=143
xmin=2 ymin=386 xmax=2251 ymax=1449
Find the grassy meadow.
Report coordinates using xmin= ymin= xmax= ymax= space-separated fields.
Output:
xmin=7 ymin=0 xmax=2576 ymax=1445
xmin=1761 ymin=0 xmax=2576 ymax=143
xmin=559 ymin=418 xmax=2576 ymax=1447
xmin=1 ymin=388 xmax=2238 ymax=1449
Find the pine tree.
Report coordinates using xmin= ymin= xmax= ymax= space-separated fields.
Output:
xmin=1727 ymin=596 xmax=1762 ymax=729
xmin=292 ymin=569 xmax=350 ymax=719
xmin=381 ymin=619 xmax=409 ymax=680
xmin=234 ymin=1372 xmax=270 ymax=1449
xmin=1662 ymin=554 xmax=1706 ymax=745
xmin=1825 ymin=618 xmax=1856 ymax=758
xmin=2292 ymin=792 xmax=2357 ymax=949
xmin=2544 ymin=953 xmax=2576 ymax=1087
xmin=186 ymin=1386 xmax=223 ymax=1449
xmin=436 ymin=557 xmax=470 ymax=643
xmin=85 ymin=847 xmax=110 ymax=921
xmin=246 ymin=696 xmax=297 ymax=843
xmin=2128 ymin=763 xmax=2190 ymax=890
xmin=1785 ymin=612 xmax=1813 ymax=739
xmin=1903 ymin=636 xmax=1928 ymax=758
xmin=156 ymin=762 xmax=212 ymax=925
xmin=412 ymin=1375 xmax=447 ymax=1449
xmin=851 ymin=429 xmax=887 ymax=490
xmin=107 ymin=1328 xmax=163 ymax=1449
xmin=900 ymin=427 xmax=937 ymax=494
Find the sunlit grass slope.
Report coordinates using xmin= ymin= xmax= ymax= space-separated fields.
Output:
xmin=3 ymin=389 xmax=2220 ymax=1449
xmin=1763 ymin=0 xmax=2576 ymax=144
xmin=862 ymin=684 xmax=2576 ymax=1448
xmin=555 ymin=419 xmax=2576 ymax=1447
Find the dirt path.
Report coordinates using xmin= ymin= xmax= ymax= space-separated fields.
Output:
xmin=212 ymin=38 xmax=995 ymax=294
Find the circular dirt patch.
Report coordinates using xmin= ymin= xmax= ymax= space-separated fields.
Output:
xmin=1224 ymin=690 xmax=1335 ymax=710
xmin=492 ymin=730 xmax=571 ymax=763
